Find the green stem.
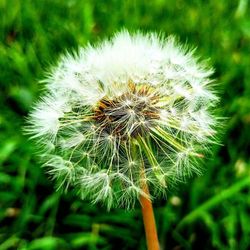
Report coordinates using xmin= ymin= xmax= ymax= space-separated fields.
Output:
xmin=176 ymin=176 xmax=250 ymax=230
xmin=136 ymin=136 xmax=166 ymax=187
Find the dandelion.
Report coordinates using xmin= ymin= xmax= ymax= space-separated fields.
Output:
xmin=26 ymin=30 xmax=220 ymax=250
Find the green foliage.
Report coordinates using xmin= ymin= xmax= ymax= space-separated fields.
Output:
xmin=0 ymin=0 xmax=250 ymax=249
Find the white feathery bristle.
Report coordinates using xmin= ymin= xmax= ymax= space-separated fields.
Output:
xmin=26 ymin=94 xmax=67 ymax=140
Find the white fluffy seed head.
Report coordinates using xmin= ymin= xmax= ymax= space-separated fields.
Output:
xmin=26 ymin=30 xmax=220 ymax=210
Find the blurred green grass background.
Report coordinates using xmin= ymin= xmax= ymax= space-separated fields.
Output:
xmin=1 ymin=0 xmax=250 ymax=249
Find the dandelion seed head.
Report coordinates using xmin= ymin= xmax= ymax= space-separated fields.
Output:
xmin=26 ymin=30 xmax=220 ymax=209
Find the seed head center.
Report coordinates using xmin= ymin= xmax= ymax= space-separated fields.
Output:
xmin=93 ymin=83 xmax=160 ymax=138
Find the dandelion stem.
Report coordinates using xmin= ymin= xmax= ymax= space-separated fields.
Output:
xmin=140 ymin=178 xmax=160 ymax=250
xmin=131 ymin=138 xmax=160 ymax=250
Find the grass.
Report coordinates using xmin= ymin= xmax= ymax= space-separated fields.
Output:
xmin=1 ymin=0 xmax=250 ymax=249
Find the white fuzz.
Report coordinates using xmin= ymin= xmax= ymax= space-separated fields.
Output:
xmin=26 ymin=30 xmax=220 ymax=209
